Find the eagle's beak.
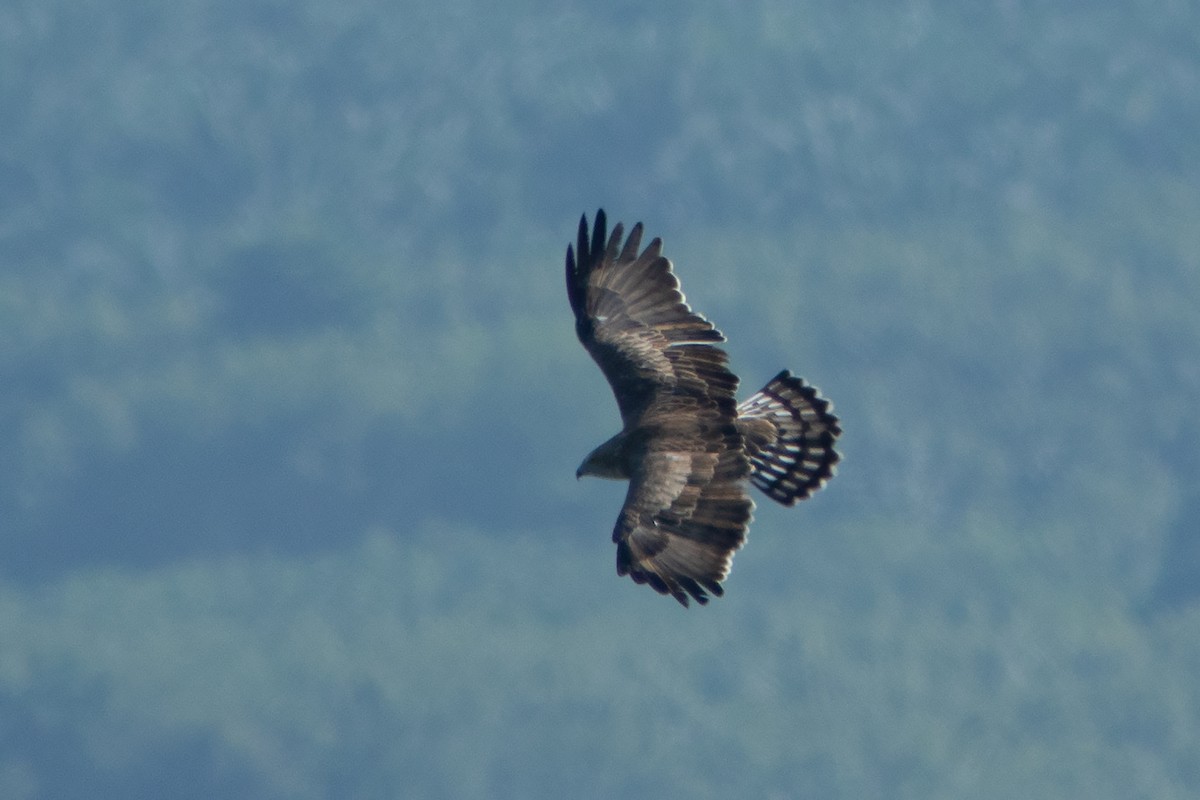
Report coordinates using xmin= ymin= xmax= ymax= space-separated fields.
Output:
xmin=575 ymin=467 xmax=582 ymax=480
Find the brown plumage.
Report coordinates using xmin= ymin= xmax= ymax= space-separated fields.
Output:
xmin=567 ymin=210 xmax=841 ymax=606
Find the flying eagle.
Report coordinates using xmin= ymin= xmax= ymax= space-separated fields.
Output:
xmin=567 ymin=210 xmax=841 ymax=607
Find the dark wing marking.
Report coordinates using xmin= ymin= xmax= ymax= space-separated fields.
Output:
xmin=613 ymin=428 xmax=754 ymax=607
xmin=566 ymin=210 xmax=737 ymax=426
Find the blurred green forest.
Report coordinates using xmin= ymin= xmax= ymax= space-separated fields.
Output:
xmin=2 ymin=0 xmax=1199 ymax=797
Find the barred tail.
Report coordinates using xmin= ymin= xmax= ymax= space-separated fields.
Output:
xmin=736 ymin=370 xmax=841 ymax=506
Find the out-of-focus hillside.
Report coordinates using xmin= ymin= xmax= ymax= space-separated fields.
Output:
xmin=1 ymin=1 xmax=1198 ymax=797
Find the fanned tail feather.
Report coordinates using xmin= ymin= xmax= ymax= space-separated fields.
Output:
xmin=737 ymin=370 xmax=841 ymax=506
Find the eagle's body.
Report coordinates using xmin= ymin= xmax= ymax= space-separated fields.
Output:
xmin=567 ymin=210 xmax=841 ymax=606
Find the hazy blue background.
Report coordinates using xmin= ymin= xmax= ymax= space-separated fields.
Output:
xmin=3 ymin=1 xmax=1198 ymax=797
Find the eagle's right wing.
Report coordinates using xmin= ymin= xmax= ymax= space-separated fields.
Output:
xmin=612 ymin=426 xmax=754 ymax=607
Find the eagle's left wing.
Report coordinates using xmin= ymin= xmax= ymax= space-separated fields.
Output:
xmin=565 ymin=210 xmax=738 ymax=427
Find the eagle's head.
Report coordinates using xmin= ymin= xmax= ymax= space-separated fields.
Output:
xmin=576 ymin=436 xmax=629 ymax=481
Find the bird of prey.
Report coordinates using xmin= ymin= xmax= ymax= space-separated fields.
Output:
xmin=566 ymin=210 xmax=841 ymax=607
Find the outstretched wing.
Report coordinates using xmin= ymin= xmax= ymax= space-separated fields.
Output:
xmin=565 ymin=210 xmax=738 ymax=425
xmin=614 ymin=425 xmax=754 ymax=607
